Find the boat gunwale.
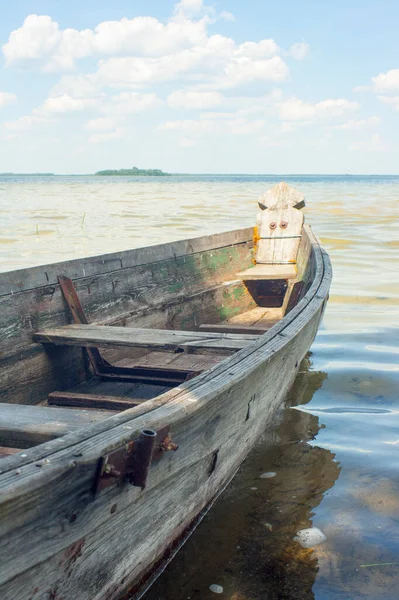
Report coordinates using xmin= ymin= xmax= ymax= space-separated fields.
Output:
xmin=0 ymin=224 xmax=331 ymax=479
xmin=0 ymin=227 xmax=253 ymax=297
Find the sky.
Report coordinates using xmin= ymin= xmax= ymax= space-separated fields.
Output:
xmin=0 ymin=0 xmax=399 ymax=174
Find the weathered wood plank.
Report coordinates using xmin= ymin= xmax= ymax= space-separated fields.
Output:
xmin=0 ymin=403 xmax=117 ymax=448
xmin=33 ymin=325 xmax=259 ymax=353
xmin=256 ymin=206 xmax=303 ymax=264
xmin=256 ymin=183 xmax=305 ymax=265
xmin=115 ymin=351 xmax=226 ymax=372
xmin=0 ymin=228 xmax=253 ymax=296
xmin=258 ymin=182 xmax=306 ymax=211
xmin=237 ymin=263 xmax=297 ymax=280
xmin=227 ymin=306 xmax=284 ymax=328
xmin=70 ymin=379 xmax=172 ymax=401
xmin=48 ymin=392 xmax=144 ymax=411
xmin=199 ymin=324 xmax=267 ymax=335
xmin=281 ymin=230 xmax=314 ymax=315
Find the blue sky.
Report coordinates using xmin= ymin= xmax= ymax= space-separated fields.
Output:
xmin=0 ymin=0 xmax=399 ymax=173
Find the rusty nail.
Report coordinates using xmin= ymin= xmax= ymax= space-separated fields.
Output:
xmin=269 ymin=222 xmax=277 ymax=230
xmin=280 ymin=221 xmax=288 ymax=229
xmin=160 ymin=435 xmax=179 ymax=452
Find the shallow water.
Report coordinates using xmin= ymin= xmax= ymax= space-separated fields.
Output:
xmin=1 ymin=174 xmax=398 ymax=599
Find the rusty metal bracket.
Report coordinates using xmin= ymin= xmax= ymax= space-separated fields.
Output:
xmin=94 ymin=426 xmax=178 ymax=494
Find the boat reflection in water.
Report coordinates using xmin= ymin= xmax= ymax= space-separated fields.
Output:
xmin=141 ymin=355 xmax=340 ymax=600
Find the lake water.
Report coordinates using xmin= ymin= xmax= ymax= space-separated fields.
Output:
xmin=1 ymin=174 xmax=398 ymax=599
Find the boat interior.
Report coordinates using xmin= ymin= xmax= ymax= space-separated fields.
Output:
xmin=0 ymin=186 xmax=315 ymax=460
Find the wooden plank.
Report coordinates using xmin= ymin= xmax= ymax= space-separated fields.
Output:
xmin=33 ymin=325 xmax=259 ymax=353
xmin=58 ymin=275 xmax=108 ymax=376
xmin=256 ymin=183 xmax=305 ymax=264
xmin=115 ymin=351 xmax=226 ymax=372
xmin=0 ymin=403 xmax=117 ymax=448
xmin=258 ymin=182 xmax=306 ymax=210
xmin=237 ymin=264 xmax=297 ymax=280
xmin=199 ymin=324 xmax=267 ymax=335
xmin=256 ymin=206 xmax=303 ymax=264
xmin=227 ymin=307 xmax=283 ymax=329
xmin=48 ymin=392 xmax=145 ymax=411
xmin=0 ymin=228 xmax=253 ymax=297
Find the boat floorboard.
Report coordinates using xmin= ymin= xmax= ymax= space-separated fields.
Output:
xmin=115 ymin=351 xmax=227 ymax=372
xmin=226 ymin=306 xmax=284 ymax=328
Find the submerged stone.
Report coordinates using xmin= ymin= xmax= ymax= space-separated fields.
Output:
xmin=293 ymin=527 xmax=326 ymax=548
xmin=209 ymin=584 xmax=224 ymax=594
xmin=260 ymin=471 xmax=276 ymax=479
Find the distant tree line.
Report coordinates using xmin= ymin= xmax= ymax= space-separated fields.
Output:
xmin=95 ymin=167 xmax=169 ymax=176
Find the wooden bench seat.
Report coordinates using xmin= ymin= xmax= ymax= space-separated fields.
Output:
xmin=0 ymin=403 xmax=116 ymax=448
xmin=237 ymin=263 xmax=297 ymax=280
xmin=34 ymin=324 xmax=259 ymax=354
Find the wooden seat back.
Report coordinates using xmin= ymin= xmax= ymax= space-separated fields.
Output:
xmin=255 ymin=182 xmax=305 ymax=265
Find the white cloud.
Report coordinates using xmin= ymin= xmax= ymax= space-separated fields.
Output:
xmin=236 ymin=39 xmax=280 ymax=59
xmin=219 ymin=56 xmax=288 ymax=89
xmin=160 ymin=118 xmax=213 ymax=134
xmin=167 ymin=90 xmax=223 ymax=109
xmin=278 ymin=97 xmax=359 ymax=122
xmin=372 ymin=69 xmax=399 ymax=93
xmin=159 ymin=114 xmax=266 ymax=137
xmin=334 ymin=116 xmax=381 ymax=130
xmin=349 ymin=133 xmax=387 ymax=152
xmin=105 ymin=92 xmax=162 ymax=114
xmin=38 ymin=93 xmax=97 ymax=114
xmin=2 ymin=11 xmax=286 ymax=92
xmin=0 ymin=92 xmax=17 ymax=109
xmin=174 ymin=0 xmax=206 ymax=17
xmin=75 ymin=36 xmax=286 ymax=92
xmin=287 ymin=42 xmax=309 ymax=60
xmin=220 ymin=11 xmax=235 ymax=22
xmin=85 ymin=117 xmax=116 ymax=130
xmin=228 ymin=118 xmax=265 ymax=135
xmin=51 ymin=74 xmax=100 ymax=99
xmin=4 ymin=115 xmax=50 ymax=130
xmin=2 ymin=13 xmax=209 ymax=71
xmin=3 ymin=15 xmax=62 ymax=68
xmin=88 ymin=127 xmax=125 ymax=144
xmin=378 ymin=95 xmax=399 ymax=111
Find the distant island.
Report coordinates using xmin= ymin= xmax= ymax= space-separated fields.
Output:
xmin=95 ymin=167 xmax=169 ymax=176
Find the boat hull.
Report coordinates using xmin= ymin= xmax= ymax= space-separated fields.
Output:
xmin=0 ymin=227 xmax=331 ymax=600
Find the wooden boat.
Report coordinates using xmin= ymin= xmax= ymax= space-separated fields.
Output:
xmin=0 ymin=183 xmax=331 ymax=600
